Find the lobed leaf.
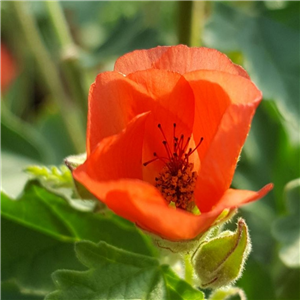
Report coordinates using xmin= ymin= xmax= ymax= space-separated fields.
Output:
xmin=46 ymin=241 xmax=204 ymax=300
xmin=1 ymin=180 xmax=157 ymax=299
xmin=1 ymin=180 xmax=155 ymax=256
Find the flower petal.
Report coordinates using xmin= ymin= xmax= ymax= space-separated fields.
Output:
xmin=114 ymin=45 xmax=250 ymax=77
xmin=105 ymin=181 xmax=221 ymax=241
xmin=126 ymin=70 xmax=196 ymax=184
xmin=153 ymin=45 xmax=249 ymax=76
xmin=74 ymin=113 xmax=149 ymax=182
xmin=234 ymin=64 xmax=250 ymax=79
xmin=114 ymin=46 xmax=169 ymax=75
xmin=1 ymin=43 xmax=17 ymax=92
xmin=72 ymin=175 xmax=222 ymax=241
xmin=184 ymin=71 xmax=262 ymax=212
xmin=87 ymin=71 xmax=154 ymax=155
xmin=215 ymin=184 xmax=274 ymax=209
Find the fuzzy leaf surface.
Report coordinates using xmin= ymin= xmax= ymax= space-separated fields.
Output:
xmin=46 ymin=241 xmax=204 ymax=300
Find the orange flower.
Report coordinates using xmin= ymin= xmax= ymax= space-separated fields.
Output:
xmin=73 ymin=45 xmax=273 ymax=241
xmin=1 ymin=43 xmax=17 ymax=93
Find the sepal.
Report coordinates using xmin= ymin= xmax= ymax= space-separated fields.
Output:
xmin=147 ymin=209 xmax=237 ymax=254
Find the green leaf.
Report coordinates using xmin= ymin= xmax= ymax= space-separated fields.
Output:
xmin=36 ymin=107 xmax=78 ymax=164
xmin=1 ymin=180 xmax=156 ymax=256
xmin=1 ymin=280 xmax=44 ymax=300
xmin=25 ymin=162 xmax=96 ymax=207
xmin=1 ymin=181 xmax=158 ymax=299
xmin=204 ymin=2 xmax=300 ymax=135
xmin=25 ymin=165 xmax=73 ymax=188
xmin=272 ymin=179 xmax=300 ymax=268
xmin=1 ymin=218 xmax=83 ymax=299
xmin=1 ymin=104 xmax=54 ymax=163
xmin=46 ymin=241 xmax=204 ymax=300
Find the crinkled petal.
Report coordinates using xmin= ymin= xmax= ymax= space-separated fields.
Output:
xmin=114 ymin=45 xmax=250 ymax=77
xmin=114 ymin=46 xmax=168 ymax=75
xmin=153 ymin=45 xmax=250 ymax=76
xmin=74 ymin=113 xmax=149 ymax=182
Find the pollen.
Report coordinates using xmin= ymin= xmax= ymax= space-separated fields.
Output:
xmin=144 ymin=123 xmax=203 ymax=211
xmin=155 ymin=163 xmax=198 ymax=209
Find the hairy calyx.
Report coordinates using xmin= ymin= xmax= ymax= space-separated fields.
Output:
xmin=144 ymin=123 xmax=203 ymax=210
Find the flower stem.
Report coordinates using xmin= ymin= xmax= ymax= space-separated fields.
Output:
xmin=11 ymin=1 xmax=85 ymax=153
xmin=44 ymin=1 xmax=88 ymax=117
xmin=184 ymin=254 xmax=194 ymax=285
xmin=177 ymin=1 xmax=206 ymax=47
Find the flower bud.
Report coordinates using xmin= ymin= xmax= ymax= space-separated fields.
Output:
xmin=192 ymin=218 xmax=251 ymax=289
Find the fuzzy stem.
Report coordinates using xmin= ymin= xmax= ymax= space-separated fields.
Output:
xmin=184 ymin=254 xmax=194 ymax=285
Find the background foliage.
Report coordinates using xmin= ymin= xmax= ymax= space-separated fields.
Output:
xmin=1 ymin=1 xmax=299 ymax=300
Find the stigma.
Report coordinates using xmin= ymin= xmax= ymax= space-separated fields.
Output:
xmin=144 ymin=123 xmax=203 ymax=210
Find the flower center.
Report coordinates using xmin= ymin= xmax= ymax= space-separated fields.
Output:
xmin=143 ymin=123 xmax=203 ymax=210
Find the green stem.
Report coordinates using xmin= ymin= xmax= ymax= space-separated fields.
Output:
xmin=184 ymin=254 xmax=194 ymax=285
xmin=177 ymin=1 xmax=206 ymax=47
xmin=178 ymin=1 xmax=193 ymax=46
xmin=44 ymin=1 xmax=73 ymax=47
xmin=44 ymin=1 xmax=88 ymax=116
xmin=11 ymin=1 xmax=85 ymax=153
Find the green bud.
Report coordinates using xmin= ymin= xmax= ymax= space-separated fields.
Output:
xmin=192 ymin=218 xmax=251 ymax=289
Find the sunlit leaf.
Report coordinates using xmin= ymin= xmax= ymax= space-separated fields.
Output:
xmin=1 ymin=218 xmax=83 ymax=299
xmin=1 ymin=180 xmax=157 ymax=299
xmin=46 ymin=241 xmax=204 ymax=300
xmin=1 ymin=180 xmax=156 ymax=257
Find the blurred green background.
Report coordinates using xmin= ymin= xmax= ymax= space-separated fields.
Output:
xmin=1 ymin=1 xmax=299 ymax=300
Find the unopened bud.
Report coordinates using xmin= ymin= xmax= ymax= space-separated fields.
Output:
xmin=192 ymin=218 xmax=251 ymax=289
